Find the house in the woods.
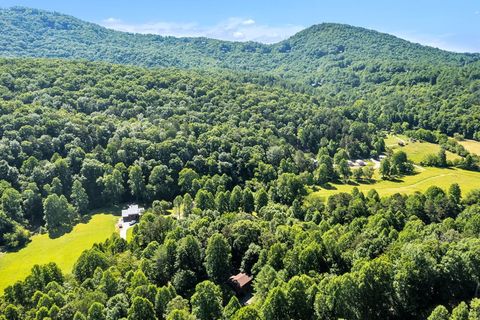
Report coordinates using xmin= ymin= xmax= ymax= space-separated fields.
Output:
xmin=121 ymin=204 xmax=144 ymax=223
xmin=228 ymin=273 xmax=253 ymax=296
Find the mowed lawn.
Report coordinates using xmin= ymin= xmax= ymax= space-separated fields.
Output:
xmin=459 ymin=139 xmax=480 ymax=156
xmin=384 ymin=135 xmax=461 ymax=163
xmin=308 ymin=167 xmax=480 ymax=202
xmin=0 ymin=213 xmax=118 ymax=293
xmin=126 ymin=227 xmax=134 ymax=242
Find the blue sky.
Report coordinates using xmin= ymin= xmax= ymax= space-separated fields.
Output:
xmin=1 ymin=0 xmax=480 ymax=52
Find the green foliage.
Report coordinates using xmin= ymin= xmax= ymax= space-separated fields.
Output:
xmin=43 ymin=194 xmax=75 ymax=236
xmin=128 ymin=165 xmax=146 ymax=202
xmin=232 ymin=306 xmax=262 ymax=320
xmin=428 ymin=305 xmax=449 ymax=320
xmin=223 ymin=296 xmax=242 ymax=319
xmin=262 ymin=287 xmax=288 ymax=320
xmin=1 ymin=189 xmax=23 ymax=222
xmin=2 ymin=7 xmax=480 ymax=320
xmin=73 ymin=249 xmax=109 ymax=283
xmin=128 ymin=297 xmax=156 ymax=320
xmin=71 ymin=179 xmax=89 ymax=215
xmin=190 ymin=281 xmax=222 ymax=320
xmin=87 ymin=302 xmax=105 ymax=320
xmin=204 ymin=233 xmax=231 ymax=283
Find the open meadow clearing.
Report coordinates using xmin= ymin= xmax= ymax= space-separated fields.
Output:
xmin=0 ymin=213 xmax=118 ymax=293
xmin=307 ymin=166 xmax=480 ymax=202
xmin=459 ymin=139 xmax=480 ymax=155
xmin=384 ymin=134 xmax=461 ymax=163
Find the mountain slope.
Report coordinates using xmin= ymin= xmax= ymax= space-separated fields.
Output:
xmin=1 ymin=7 xmax=479 ymax=85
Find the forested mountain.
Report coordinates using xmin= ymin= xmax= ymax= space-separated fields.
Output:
xmin=0 ymin=58 xmax=383 ymax=245
xmin=0 ymin=57 xmax=479 ymax=320
xmin=2 ymin=7 xmax=480 ymax=138
xmin=1 ymin=5 xmax=480 ymax=320
xmin=1 ymin=7 xmax=479 ymax=86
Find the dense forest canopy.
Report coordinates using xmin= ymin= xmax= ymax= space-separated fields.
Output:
xmin=1 ymin=7 xmax=479 ymax=84
xmin=0 ymin=5 xmax=480 ymax=320
xmin=1 ymin=7 xmax=480 ymax=138
xmin=0 ymin=58 xmax=383 ymax=244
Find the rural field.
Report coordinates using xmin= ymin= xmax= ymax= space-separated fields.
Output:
xmin=308 ymin=136 xmax=479 ymax=202
xmin=384 ymin=134 xmax=461 ymax=163
xmin=0 ymin=214 xmax=118 ymax=293
xmin=459 ymin=139 xmax=480 ymax=156
xmin=308 ymin=166 xmax=480 ymax=202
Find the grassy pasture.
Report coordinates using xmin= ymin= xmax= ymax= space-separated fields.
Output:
xmin=384 ymin=134 xmax=461 ymax=164
xmin=307 ymin=167 xmax=480 ymax=203
xmin=0 ymin=213 xmax=118 ymax=293
xmin=459 ymin=139 xmax=480 ymax=156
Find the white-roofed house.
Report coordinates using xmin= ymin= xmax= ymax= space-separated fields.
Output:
xmin=121 ymin=204 xmax=144 ymax=223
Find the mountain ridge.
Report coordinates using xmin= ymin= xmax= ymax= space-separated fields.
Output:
xmin=2 ymin=6 xmax=477 ymax=55
xmin=1 ymin=6 xmax=479 ymax=83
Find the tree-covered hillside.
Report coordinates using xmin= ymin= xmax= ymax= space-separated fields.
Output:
xmin=2 ymin=7 xmax=480 ymax=138
xmin=1 ymin=58 xmax=480 ymax=319
xmin=2 ymin=6 xmax=480 ymax=320
xmin=0 ymin=54 xmax=479 ymax=248
xmin=0 ymin=58 xmax=383 ymax=248
xmin=1 ymin=7 xmax=479 ymax=86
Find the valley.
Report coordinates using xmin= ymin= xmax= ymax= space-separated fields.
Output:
xmin=0 ymin=5 xmax=479 ymax=320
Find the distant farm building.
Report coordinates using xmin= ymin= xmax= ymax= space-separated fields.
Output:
xmin=228 ymin=273 xmax=253 ymax=296
xmin=122 ymin=204 xmax=144 ymax=223
xmin=355 ymin=160 xmax=366 ymax=166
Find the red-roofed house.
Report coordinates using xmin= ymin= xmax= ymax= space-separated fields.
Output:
xmin=228 ymin=273 xmax=253 ymax=296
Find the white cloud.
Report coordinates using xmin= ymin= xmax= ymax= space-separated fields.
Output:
xmin=242 ymin=19 xmax=255 ymax=26
xmin=100 ymin=17 xmax=303 ymax=43
xmin=233 ymin=31 xmax=244 ymax=38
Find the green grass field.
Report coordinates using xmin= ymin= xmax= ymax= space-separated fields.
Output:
xmin=0 ymin=213 xmax=118 ymax=293
xmin=459 ymin=139 xmax=480 ymax=156
xmin=307 ymin=166 xmax=480 ymax=202
xmin=385 ymin=134 xmax=461 ymax=163
xmin=126 ymin=227 xmax=134 ymax=242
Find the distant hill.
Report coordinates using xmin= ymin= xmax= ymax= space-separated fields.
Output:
xmin=1 ymin=7 xmax=479 ymax=86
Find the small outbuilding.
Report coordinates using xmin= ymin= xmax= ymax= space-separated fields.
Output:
xmin=355 ymin=160 xmax=366 ymax=166
xmin=228 ymin=273 xmax=253 ymax=296
xmin=122 ymin=204 xmax=144 ymax=223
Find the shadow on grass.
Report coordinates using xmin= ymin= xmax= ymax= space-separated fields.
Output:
xmin=1 ymin=205 xmax=126 ymax=252
xmin=322 ymin=183 xmax=337 ymax=190
xmin=359 ymin=178 xmax=376 ymax=185
xmin=48 ymin=225 xmax=74 ymax=239
xmin=47 ymin=205 xmax=124 ymax=239
xmin=346 ymin=180 xmax=359 ymax=186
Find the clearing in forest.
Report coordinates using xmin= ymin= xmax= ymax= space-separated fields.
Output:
xmin=384 ymin=134 xmax=461 ymax=164
xmin=458 ymin=139 xmax=480 ymax=156
xmin=0 ymin=213 xmax=118 ymax=293
xmin=307 ymin=166 xmax=480 ymax=202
